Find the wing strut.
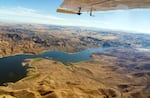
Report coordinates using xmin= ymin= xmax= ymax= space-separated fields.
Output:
xmin=90 ymin=7 xmax=95 ymax=16
xmin=90 ymin=7 xmax=93 ymax=16
xmin=77 ymin=7 xmax=82 ymax=15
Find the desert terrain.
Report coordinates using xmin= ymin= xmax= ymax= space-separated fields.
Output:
xmin=1 ymin=23 xmax=150 ymax=57
xmin=0 ymin=23 xmax=150 ymax=98
xmin=0 ymin=48 xmax=150 ymax=98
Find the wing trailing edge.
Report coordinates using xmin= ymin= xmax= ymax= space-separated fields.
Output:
xmin=57 ymin=0 xmax=150 ymax=15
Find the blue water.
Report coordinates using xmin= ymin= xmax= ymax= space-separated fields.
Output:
xmin=40 ymin=47 xmax=109 ymax=64
xmin=0 ymin=55 xmax=33 ymax=85
xmin=0 ymin=47 xmax=110 ymax=85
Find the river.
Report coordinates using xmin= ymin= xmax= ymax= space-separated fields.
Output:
xmin=0 ymin=47 xmax=110 ymax=85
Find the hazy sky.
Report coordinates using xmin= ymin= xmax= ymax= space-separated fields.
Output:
xmin=0 ymin=0 xmax=150 ymax=34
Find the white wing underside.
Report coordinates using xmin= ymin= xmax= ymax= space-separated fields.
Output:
xmin=57 ymin=0 xmax=150 ymax=14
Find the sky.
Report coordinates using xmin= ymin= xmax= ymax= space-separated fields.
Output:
xmin=0 ymin=0 xmax=150 ymax=34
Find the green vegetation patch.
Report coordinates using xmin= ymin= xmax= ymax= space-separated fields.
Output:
xmin=22 ymin=73 xmax=40 ymax=81
xmin=30 ymin=58 xmax=43 ymax=65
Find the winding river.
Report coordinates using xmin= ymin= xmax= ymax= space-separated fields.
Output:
xmin=0 ymin=47 xmax=110 ymax=85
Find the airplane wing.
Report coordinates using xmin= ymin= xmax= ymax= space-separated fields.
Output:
xmin=57 ymin=0 xmax=150 ymax=15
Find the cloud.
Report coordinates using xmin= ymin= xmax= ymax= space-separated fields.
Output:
xmin=0 ymin=6 xmax=112 ymax=27
xmin=0 ymin=6 xmax=65 ymax=24
xmin=0 ymin=6 xmax=149 ymax=34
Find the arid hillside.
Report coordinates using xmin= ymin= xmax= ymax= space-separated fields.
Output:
xmin=0 ymin=23 xmax=150 ymax=98
xmin=0 ymin=48 xmax=149 ymax=98
xmin=0 ymin=23 xmax=107 ymax=57
xmin=1 ymin=23 xmax=150 ymax=57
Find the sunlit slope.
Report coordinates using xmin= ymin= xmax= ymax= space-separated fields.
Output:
xmin=0 ymin=48 xmax=150 ymax=98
